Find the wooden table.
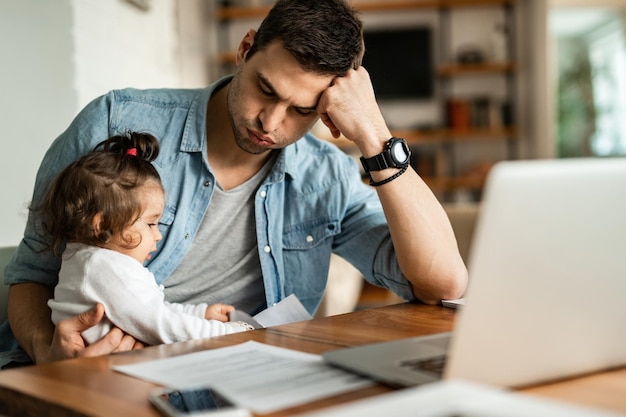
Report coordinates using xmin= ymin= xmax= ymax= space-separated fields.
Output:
xmin=0 ymin=303 xmax=624 ymax=417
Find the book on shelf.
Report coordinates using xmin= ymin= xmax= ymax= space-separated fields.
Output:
xmin=446 ymin=97 xmax=511 ymax=131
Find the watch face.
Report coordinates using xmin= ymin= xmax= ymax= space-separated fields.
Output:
xmin=391 ymin=140 xmax=410 ymax=164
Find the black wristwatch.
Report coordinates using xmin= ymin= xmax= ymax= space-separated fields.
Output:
xmin=360 ymin=137 xmax=411 ymax=173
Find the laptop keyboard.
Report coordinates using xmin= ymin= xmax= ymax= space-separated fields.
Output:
xmin=399 ymin=354 xmax=447 ymax=376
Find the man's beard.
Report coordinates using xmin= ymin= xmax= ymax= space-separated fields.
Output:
xmin=230 ymin=116 xmax=271 ymax=155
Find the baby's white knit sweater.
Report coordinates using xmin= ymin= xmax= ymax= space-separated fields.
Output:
xmin=48 ymin=243 xmax=248 ymax=345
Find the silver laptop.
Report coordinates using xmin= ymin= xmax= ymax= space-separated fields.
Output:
xmin=323 ymin=157 xmax=626 ymax=388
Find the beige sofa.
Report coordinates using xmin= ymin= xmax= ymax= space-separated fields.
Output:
xmin=442 ymin=203 xmax=480 ymax=266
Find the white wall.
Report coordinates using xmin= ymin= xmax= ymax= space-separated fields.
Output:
xmin=71 ymin=0 xmax=181 ymax=106
xmin=0 ymin=0 xmax=207 ymax=247
xmin=0 ymin=0 xmax=76 ymax=247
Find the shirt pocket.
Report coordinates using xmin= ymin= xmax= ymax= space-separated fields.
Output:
xmin=282 ymin=218 xmax=341 ymax=310
xmin=282 ymin=218 xmax=341 ymax=250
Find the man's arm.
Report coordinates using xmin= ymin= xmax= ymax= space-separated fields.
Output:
xmin=8 ymin=283 xmax=54 ymax=363
xmin=318 ymin=67 xmax=468 ymax=304
xmin=8 ymin=283 xmax=142 ymax=364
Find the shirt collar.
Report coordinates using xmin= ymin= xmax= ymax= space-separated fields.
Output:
xmin=180 ymin=75 xmax=233 ymax=153
xmin=266 ymin=135 xmax=316 ymax=184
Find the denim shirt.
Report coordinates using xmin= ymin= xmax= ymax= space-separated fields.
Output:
xmin=4 ymin=76 xmax=415 ymax=319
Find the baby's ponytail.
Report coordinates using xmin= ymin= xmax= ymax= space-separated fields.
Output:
xmin=94 ymin=131 xmax=160 ymax=162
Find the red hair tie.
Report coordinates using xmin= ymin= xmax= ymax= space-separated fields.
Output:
xmin=126 ymin=148 xmax=138 ymax=157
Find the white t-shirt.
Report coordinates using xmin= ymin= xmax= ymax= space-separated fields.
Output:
xmin=48 ymin=243 xmax=247 ymax=345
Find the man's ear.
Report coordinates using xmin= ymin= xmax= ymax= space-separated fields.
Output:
xmin=92 ymin=212 xmax=103 ymax=237
xmin=235 ymin=29 xmax=257 ymax=65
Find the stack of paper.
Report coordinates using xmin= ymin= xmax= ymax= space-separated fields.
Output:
xmin=114 ymin=341 xmax=373 ymax=414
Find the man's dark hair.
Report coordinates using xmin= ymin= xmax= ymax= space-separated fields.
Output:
xmin=246 ymin=0 xmax=364 ymax=77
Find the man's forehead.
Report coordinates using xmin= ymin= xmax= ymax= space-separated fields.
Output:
xmin=250 ymin=43 xmax=334 ymax=108
xmin=257 ymin=72 xmax=326 ymax=110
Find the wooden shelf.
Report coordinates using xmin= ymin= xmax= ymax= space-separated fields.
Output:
xmin=351 ymin=1 xmax=440 ymax=12
xmin=216 ymin=5 xmax=271 ymax=20
xmin=400 ymin=127 xmax=517 ymax=142
xmin=424 ymin=174 xmax=487 ymax=191
xmin=327 ymin=127 xmax=517 ymax=150
xmin=357 ymin=173 xmax=487 ymax=192
xmin=215 ymin=3 xmax=437 ymax=20
xmin=216 ymin=0 xmax=516 ymax=20
xmin=217 ymin=58 xmax=516 ymax=76
xmin=438 ymin=61 xmax=515 ymax=76
xmin=439 ymin=0 xmax=514 ymax=6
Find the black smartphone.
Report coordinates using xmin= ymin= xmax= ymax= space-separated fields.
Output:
xmin=149 ymin=386 xmax=250 ymax=417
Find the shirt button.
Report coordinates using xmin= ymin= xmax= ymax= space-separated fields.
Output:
xmin=263 ymin=245 xmax=271 ymax=253
xmin=185 ymin=233 xmax=189 ymax=239
xmin=260 ymin=190 xmax=267 ymax=198
xmin=306 ymin=235 xmax=314 ymax=243
xmin=204 ymin=180 xmax=211 ymax=187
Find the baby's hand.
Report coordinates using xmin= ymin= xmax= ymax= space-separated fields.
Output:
xmin=205 ymin=303 xmax=235 ymax=322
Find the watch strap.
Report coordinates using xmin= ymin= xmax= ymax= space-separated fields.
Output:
xmin=360 ymin=152 xmax=394 ymax=172
xmin=360 ymin=137 xmax=410 ymax=173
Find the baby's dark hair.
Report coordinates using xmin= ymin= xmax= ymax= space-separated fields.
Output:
xmin=35 ymin=132 xmax=163 ymax=255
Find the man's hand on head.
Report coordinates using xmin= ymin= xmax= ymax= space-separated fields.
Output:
xmin=317 ymin=67 xmax=391 ymax=154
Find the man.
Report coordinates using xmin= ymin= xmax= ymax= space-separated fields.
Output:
xmin=2 ymin=0 xmax=467 ymax=367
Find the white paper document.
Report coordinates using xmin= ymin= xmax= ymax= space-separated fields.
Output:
xmin=114 ymin=341 xmax=373 ymax=414
xmin=441 ymin=297 xmax=465 ymax=309
xmin=229 ymin=293 xmax=313 ymax=329
xmin=253 ymin=294 xmax=312 ymax=327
